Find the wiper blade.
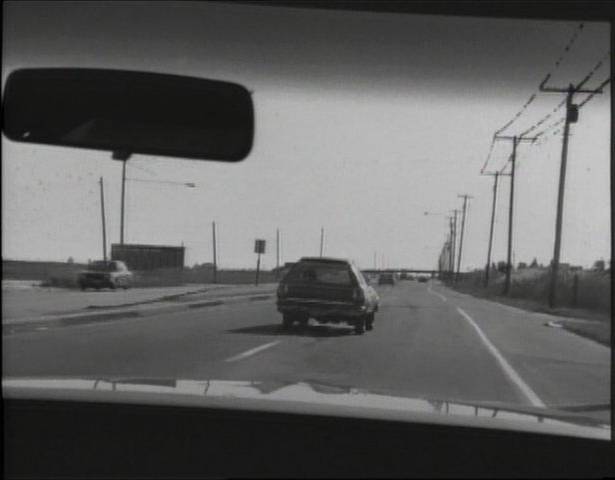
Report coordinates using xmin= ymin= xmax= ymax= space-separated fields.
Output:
xmin=553 ymin=404 xmax=611 ymax=413
xmin=447 ymin=398 xmax=610 ymax=426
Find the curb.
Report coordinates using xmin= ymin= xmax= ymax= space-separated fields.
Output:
xmin=3 ymin=293 xmax=275 ymax=335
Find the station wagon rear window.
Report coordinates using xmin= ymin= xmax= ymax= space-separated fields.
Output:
xmin=286 ymin=262 xmax=354 ymax=286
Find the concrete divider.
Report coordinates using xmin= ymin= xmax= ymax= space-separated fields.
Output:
xmin=3 ymin=290 xmax=276 ymax=335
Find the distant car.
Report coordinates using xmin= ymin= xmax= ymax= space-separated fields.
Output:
xmin=378 ymin=273 xmax=396 ymax=285
xmin=417 ymin=276 xmax=429 ymax=283
xmin=277 ymin=257 xmax=379 ymax=334
xmin=78 ymin=260 xmax=133 ymax=290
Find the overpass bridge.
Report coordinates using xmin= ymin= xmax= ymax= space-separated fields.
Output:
xmin=361 ymin=269 xmax=438 ymax=278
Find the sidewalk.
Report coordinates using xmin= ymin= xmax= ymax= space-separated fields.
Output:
xmin=2 ymin=283 xmax=277 ymax=325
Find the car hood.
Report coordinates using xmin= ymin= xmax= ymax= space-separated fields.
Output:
xmin=2 ymin=377 xmax=610 ymax=440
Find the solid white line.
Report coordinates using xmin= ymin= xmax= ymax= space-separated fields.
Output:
xmin=427 ymin=284 xmax=447 ymax=302
xmin=456 ymin=307 xmax=545 ymax=407
xmin=225 ymin=341 xmax=281 ymax=363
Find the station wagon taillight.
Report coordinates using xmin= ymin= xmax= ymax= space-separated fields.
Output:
xmin=352 ymin=288 xmax=364 ymax=304
xmin=277 ymin=283 xmax=289 ymax=298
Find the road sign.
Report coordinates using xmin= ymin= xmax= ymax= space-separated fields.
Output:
xmin=254 ymin=239 xmax=266 ymax=254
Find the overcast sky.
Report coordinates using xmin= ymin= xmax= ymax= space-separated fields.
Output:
xmin=2 ymin=1 xmax=611 ymax=270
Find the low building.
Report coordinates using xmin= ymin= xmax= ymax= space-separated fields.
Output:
xmin=111 ymin=243 xmax=185 ymax=271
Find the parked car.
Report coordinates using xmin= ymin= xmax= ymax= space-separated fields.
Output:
xmin=277 ymin=257 xmax=379 ymax=334
xmin=378 ymin=273 xmax=396 ymax=285
xmin=417 ymin=276 xmax=429 ymax=283
xmin=78 ymin=260 xmax=133 ymax=290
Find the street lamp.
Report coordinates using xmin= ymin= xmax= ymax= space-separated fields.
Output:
xmin=127 ymin=178 xmax=197 ymax=188
xmin=121 ymin=176 xmax=197 ymax=244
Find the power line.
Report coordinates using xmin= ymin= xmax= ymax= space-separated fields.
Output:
xmin=494 ymin=94 xmax=537 ymax=136
xmin=533 ymin=75 xmax=609 ymax=147
xmin=513 ymin=49 xmax=607 ymax=141
xmin=537 ymin=23 xmax=585 ymax=90
xmin=482 ymin=23 xmax=586 ymax=173
xmin=578 ymin=76 xmax=611 ymax=108
xmin=480 ymin=136 xmax=497 ymax=174
xmin=574 ymin=50 xmax=610 ymax=91
xmin=519 ymin=97 xmax=566 ymax=137
xmin=533 ymin=116 xmax=566 ymax=142
xmin=498 ymin=150 xmax=515 ymax=175
xmin=496 ymin=23 xmax=585 ymax=137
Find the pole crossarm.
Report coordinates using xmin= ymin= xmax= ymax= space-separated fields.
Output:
xmin=540 ymin=78 xmax=607 ymax=94
xmin=541 ymin=85 xmax=606 ymax=94
xmin=494 ymin=135 xmax=538 ymax=142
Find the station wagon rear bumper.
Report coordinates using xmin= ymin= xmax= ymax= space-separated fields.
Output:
xmin=277 ymin=298 xmax=369 ymax=317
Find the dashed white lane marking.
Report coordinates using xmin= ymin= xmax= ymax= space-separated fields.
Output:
xmin=427 ymin=284 xmax=447 ymax=302
xmin=225 ymin=341 xmax=281 ymax=363
xmin=456 ymin=307 xmax=545 ymax=407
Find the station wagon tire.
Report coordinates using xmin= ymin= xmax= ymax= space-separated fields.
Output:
xmin=296 ymin=313 xmax=309 ymax=328
xmin=282 ymin=314 xmax=293 ymax=329
xmin=354 ymin=318 xmax=365 ymax=335
xmin=366 ymin=313 xmax=375 ymax=331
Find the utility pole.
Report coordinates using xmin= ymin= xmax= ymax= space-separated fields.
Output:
xmin=276 ymin=228 xmax=280 ymax=279
xmin=99 ymin=177 xmax=107 ymax=261
xmin=539 ymin=77 xmax=605 ymax=308
xmin=494 ymin=135 xmax=537 ymax=295
xmin=456 ymin=194 xmax=473 ymax=280
xmin=212 ymin=221 xmax=217 ymax=284
xmin=319 ymin=227 xmax=325 ymax=257
xmin=482 ymin=172 xmax=508 ymax=287
xmin=120 ymin=159 xmax=127 ymax=245
xmin=450 ymin=209 xmax=459 ymax=281
xmin=447 ymin=216 xmax=454 ymax=279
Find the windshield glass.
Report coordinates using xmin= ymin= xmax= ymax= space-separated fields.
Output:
xmin=2 ymin=1 xmax=611 ymax=436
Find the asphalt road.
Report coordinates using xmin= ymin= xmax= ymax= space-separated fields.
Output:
xmin=2 ymin=280 xmax=610 ymax=414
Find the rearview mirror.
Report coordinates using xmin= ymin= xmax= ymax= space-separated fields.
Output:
xmin=2 ymin=68 xmax=254 ymax=162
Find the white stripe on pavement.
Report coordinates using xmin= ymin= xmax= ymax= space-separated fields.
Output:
xmin=456 ymin=307 xmax=545 ymax=407
xmin=427 ymin=285 xmax=447 ymax=302
xmin=225 ymin=341 xmax=281 ymax=363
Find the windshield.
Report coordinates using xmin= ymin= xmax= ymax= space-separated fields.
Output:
xmin=2 ymin=1 xmax=611 ymax=437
